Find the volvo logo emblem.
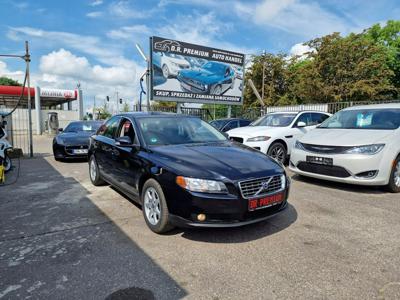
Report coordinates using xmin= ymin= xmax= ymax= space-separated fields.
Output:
xmin=254 ymin=177 xmax=273 ymax=196
xmin=261 ymin=181 xmax=269 ymax=189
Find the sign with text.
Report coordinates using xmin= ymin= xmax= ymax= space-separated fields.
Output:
xmin=150 ymin=36 xmax=245 ymax=105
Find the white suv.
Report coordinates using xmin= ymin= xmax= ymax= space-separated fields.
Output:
xmin=289 ymin=104 xmax=400 ymax=192
xmin=227 ymin=111 xmax=331 ymax=163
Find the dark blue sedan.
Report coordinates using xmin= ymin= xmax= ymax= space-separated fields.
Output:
xmin=177 ymin=61 xmax=235 ymax=95
xmin=88 ymin=113 xmax=290 ymax=234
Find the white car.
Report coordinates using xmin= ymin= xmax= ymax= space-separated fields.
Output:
xmin=289 ymin=103 xmax=400 ymax=192
xmin=227 ymin=111 xmax=331 ymax=163
xmin=153 ymin=52 xmax=190 ymax=78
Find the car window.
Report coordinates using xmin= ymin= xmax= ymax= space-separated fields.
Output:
xmin=295 ymin=113 xmax=313 ymax=126
xmin=223 ymin=120 xmax=239 ymax=131
xmin=240 ymin=120 xmax=251 ymax=127
xmin=118 ymin=118 xmax=137 ymax=143
xmin=98 ymin=116 xmax=120 ymax=139
xmin=251 ymin=113 xmax=297 ymax=127
xmin=310 ymin=113 xmax=330 ymax=125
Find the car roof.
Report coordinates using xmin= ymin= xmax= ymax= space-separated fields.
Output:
xmin=116 ymin=112 xmax=198 ymax=119
xmin=211 ymin=118 xmax=249 ymax=121
xmin=267 ymin=110 xmax=330 ymax=114
xmin=343 ymin=103 xmax=400 ymax=111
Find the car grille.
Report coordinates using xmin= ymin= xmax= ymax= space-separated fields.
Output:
xmin=238 ymin=175 xmax=283 ymax=199
xmin=301 ymin=143 xmax=352 ymax=154
xmin=65 ymin=145 xmax=88 ymax=155
xmin=230 ymin=137 xmax=243 ymax=143
xmin=297 ymin=162 xmax=351 ymax=178
xmin=180 ymin=77 xmax=204 ymax=90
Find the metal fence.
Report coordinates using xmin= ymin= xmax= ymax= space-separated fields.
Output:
xmin=135 ymin=99 xmax=400 ymax=123
xmin=0 ymin=107 xmax=30 ymax=156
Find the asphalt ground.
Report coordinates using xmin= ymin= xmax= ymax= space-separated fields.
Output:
xmin=0 ymin=136 xmax=399 ymax=299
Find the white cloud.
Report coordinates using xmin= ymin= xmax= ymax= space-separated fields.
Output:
xmin=90 ymin=0 xmax=103 ymax=6
xmin=0 ymin=60 xmax=25 ymax=83
xmin=109 ymin=1 xmax=153 ymax=19
xmin=107 ymin=25 xmax=151 ymax=40
xmin=235 ymin=0 xmax=353 ymax=38
xmin=86 ymin=11 xmax=103 ymax=18
xmin=289 ymin=43 xmax=313 ymax=57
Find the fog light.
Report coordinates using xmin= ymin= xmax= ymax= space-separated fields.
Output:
xmin=197 ymin=214 xmax=206 ymax=222
xmin=355 ymin=170 xmax=378 ymax=178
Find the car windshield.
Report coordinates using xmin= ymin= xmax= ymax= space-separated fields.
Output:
xmin=202 ymin=62 xmax=225 ymax=74
xmin=251 ymin=113 xmax=296 ymax=127
xmin=209 ymin=120 xmax=228 ymax=130
xmin=318 ymin=108 xmax=400 ymax=130
xmin=137 ymin=117 xmax=227 ymax=146
xmin=64 ymin=122 xmax=102 ymax=133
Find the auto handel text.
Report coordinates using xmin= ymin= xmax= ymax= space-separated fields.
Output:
xmin=154 ymin=90 xmax=241 ymax=102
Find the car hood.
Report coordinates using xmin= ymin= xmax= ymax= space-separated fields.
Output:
xmin=227 ymin=126 xmax=287 ymax=138
xmin=179 ymin=69 xmax=221 ymax=84
xmin=167 ymin=57 xmax=190 ymax=66
xmin=149 ymin=142 xmax=283 ymax=181
xmin=57 ymin=132 xmax=93 ymax=145
xmin=299 ymin=128 xmax=394 ymax=146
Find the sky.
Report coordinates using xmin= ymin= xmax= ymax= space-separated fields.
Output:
xmin=0 ymin=0 xmax=399 ymax=112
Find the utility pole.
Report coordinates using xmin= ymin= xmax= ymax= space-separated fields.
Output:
xmin=261 ymin=50 xmax=266 ymax=106
xmin=116 ymin=91 xmax=119 ymax=114
xmin=25 ymin=41 xmax=33 ymax=158
xmin=93 ymin=95 xmax=96 ymax=120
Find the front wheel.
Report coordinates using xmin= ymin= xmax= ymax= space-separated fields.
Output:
xmin=162 ymin=64 xmax=170 ymax=78
xmin=267 ymin=142 xmax=287 ymax=164
xmin=141 ymin=179 xmax=174 ymax=234
xmin=386 ymin=157 xmax=400 ymax=193
xmin=89 ymin=155 xmax=105 ymax=186
xmin=4 ymin=154 xmax=11 ymax=172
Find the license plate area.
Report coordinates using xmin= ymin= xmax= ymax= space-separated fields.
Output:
xmin=248 ymin=193 xmax=284 ymax=211
xmin=306 ymin=156 xmax=333 ymax=166
xmin=73 ymin=149 xmax=88 ymax=154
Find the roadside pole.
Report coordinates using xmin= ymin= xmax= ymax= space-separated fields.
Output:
xmin=25 ymin=41 xmax=33 ymax=158
xmin=227 ymin=105 xmax=232 ymax=118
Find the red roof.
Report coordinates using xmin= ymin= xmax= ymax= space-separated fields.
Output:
xmin=0 ymin=85 xmax=35 ymax=97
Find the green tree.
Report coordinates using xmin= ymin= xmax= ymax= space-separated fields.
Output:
xmin=97 ymin=103 xmax=112 ymax=120
xmin=0 ymin=76 xmax=21 ymax=86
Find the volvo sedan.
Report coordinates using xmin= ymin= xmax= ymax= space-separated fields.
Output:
xmin=290 ymin=104 xmax=400 ymax=192
xmin=88 ymin=112 xmax=290 ymax=233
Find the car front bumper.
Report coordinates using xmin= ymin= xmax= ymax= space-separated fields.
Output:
xmin=289 ymin=148 xmax=391 ymax=186
xmin=53 ymin=143 xmax=89 ymax=159
xmin=164 ymin=183 xmax=290 ymax=228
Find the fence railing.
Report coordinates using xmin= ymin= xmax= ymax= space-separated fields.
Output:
xmin=134 ymin=99 xmax=400 ymax=122
xmin=1 ymin=107 xmax=30 ymax=156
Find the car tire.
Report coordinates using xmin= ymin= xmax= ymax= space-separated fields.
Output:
xmin=4 ymin=154 xmax=11 ymax=173
xmin=141 ymin=178 xmax=174 ymax=234
xmin=267 ymin=142 xmax=287 ymax=164
xmin=386 ymin=156 xmax=400 ymax=193
xmin=162 ymin=64 xmax=170 ymax=78
xmin=89 ymin=155 xmax=105 ymax=186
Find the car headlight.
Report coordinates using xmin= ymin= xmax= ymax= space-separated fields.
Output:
xmin=247 ymin=136 xmax=271 ymax=142
xmin=171 ymin=62 xmax=179 ymax=67
xmin=176 ymin=176 xmax=228 ymax=193
xmin=204 ymin=84 xmax=208 ymax=90
xmin=55 ymin=136 xmax=65 ymax=145
xmin=295 ymin=140 xmax=305 ymax=150
xmin=344 ymin=144 xmax=385 ymax=155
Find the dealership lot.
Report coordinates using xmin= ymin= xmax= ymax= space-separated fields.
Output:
xmin=0 ymin=136 xmax=399 ymax=299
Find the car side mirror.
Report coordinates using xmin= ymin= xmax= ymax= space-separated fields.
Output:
xmin=297 ymin=121 xmax=306 ymax=128
xmin=115 ymin=136 xmax=139 ymax=149
xmin=58 ymin=128 xmax=63 ymax=132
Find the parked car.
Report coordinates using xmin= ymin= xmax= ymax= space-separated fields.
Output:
xmin=177 ymin=61 xmax=235 ymax=95
xmin=232 ymin=65 xmax=243 ymax=80
xmin=53 ymin=121 xmax=103 ymax=161
xmin=210 ymin=118 xmax=251 ymax=132
xmin=153 ymin=52 xmax=190 ymax=78
xmin=227 ymin=111 xmax=331 ymax=163
xmin=88 ymin=112 xmax=290 ymax=233
xmin=289 ymin=104 xmax=400 ymax=192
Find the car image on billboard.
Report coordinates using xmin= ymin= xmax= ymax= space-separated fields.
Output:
xmin=150 ymin=36 xmax=245 ymax=105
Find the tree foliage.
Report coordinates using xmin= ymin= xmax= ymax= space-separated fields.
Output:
xmin=0 ymin=77 xmax=21 ymax=86
xmin=244 ymin=21 xmax=399 ymax=107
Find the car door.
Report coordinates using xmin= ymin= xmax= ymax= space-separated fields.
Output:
xmin=112 ymin=118 xmax=143 ymax=197
xmin=95 ymin=116 xmax=121 ymax=181
xmin=289 ymin=113 xmax=315 ymax=151
xmin=310 ymin=112 xmax=330 ymax=126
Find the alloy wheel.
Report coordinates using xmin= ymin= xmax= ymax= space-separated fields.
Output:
xmin=394 ymin=161 xmax=400 ymax=187
xmin=270 ymin=145 xmax=285 ymax=163
xmin=144 ymin=187 xmax=161 ymax=225
xmin=4 ymin=156 xmax=11 ymax=172
xmin=214 ymin=85 xmax=222 ymax=95
xmin=90 ymin=158 xmax=97 ymax=182
xmin=162 ymin=65 xmax=169 ymax=78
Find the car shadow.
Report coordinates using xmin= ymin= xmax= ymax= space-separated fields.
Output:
xmin=0 ymin=157 xmax=186 ymax=299
xmin=175 ymin=204 xmax=297 ymax=243
xmin=291 ymin=174 xmax=387 ymax=194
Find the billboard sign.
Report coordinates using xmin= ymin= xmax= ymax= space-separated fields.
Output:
xmin=150 ymin=36 xmax=245 ymax=105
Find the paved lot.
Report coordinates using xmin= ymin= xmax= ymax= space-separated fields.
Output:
xmin=0 ymin=136 xmax=399 ymax=299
